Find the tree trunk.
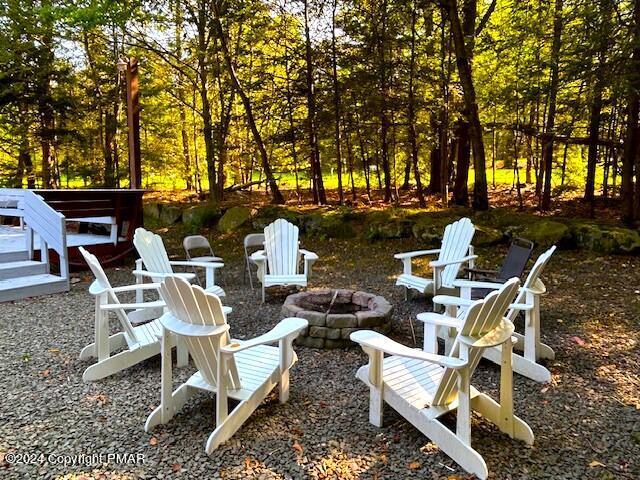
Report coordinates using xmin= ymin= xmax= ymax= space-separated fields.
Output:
xmin=585 ymin=91 xmax=603 ymax=202
xmin=540 ymin=0 xmax=563 ymax=210
xmin=284 ymin=49 xmax=301 ymax=202
xmin=453 ymin=119 xmax=471 ymax=205
xmin=331 ymin=0 xmax=344 ymax=204
xmin=452 ymin=0 xmax=476 ymax=206
xmin=585 ymin=0 xmax=613 ymax=202
xmin=444 ymin=0 xmax=488 ymax=209
xmin=213 ymin=6 xmax=284 ymax=204
xmin=303 ymin=0 xmax=326 ymax=204
xmin=378 ymin=0 xmax=393 ymax=203
xmin=623 ymin=0 xmax=640 ymax=223
xmin=175 ymin=0 xmax=192 ymax=190
xmin=407 ymin=1 xmax=426 ymax=207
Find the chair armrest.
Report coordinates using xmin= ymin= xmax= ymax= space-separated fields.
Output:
xmin=458 ymin=318 xmax=515 ymax=348
xmin=299 ymin=249 xmax=318 ymax=260
xmin=350 ymin=330 xmax=466 ymax=369
xmin=464 ymin=267 xmax=498 ymax=276
xmin=132 ymin=270 xmax=196 ymax=280
xmin=452 ymin=279 xmax=504 ymax=290
xmin=510 ymin=302 xmax=534 ymax=311
xmin=416 ymin=312 xmax=461 ymax=328
xmin=160 ymin=313 xmax=231 ymax=337
xmin=394 ymin=249 xmax=440 ymax=260
xmin=169 ymin=260 xmax=224 ymax=269
xmin=429 ymin=255 xmax=477 ymax=268
xmin=110 ymin=283 xmax=161 ymax=293
xmin=432 ymin=295 xmax=474 ymax=308
xmin=221 ymin=317 xmax=308 ymax=354
xmin=250 ymin=250 xmax=266 ymax=262
xmin=101 ymin=300 xmax=165 ymax=311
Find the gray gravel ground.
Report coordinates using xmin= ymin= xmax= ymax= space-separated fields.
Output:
xmin=0 ymin=234 xmax=638 ymax=479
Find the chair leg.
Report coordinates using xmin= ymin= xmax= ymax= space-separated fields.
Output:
xmin=261 ymin=283 xmax=265 ymax=303
xmin=423 ymin=323 xmax=438 ymax=353
xmin=82 ymin=345 xmax=157 ymax=382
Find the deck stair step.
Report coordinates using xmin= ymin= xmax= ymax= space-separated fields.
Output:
xmin=0 ymin=250 xmax=29 ymax=263
xmin=0 ymin=260 xmax=47 ymax=280
xmin=0 ymin=272 xmax=68 ymax=303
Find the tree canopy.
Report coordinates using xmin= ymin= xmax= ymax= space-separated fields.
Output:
xmin=1 ymin=0 xmax=640 ymax=222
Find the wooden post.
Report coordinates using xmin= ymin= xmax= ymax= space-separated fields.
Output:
xmin=121 ymin=58 xmax=142 ymax=189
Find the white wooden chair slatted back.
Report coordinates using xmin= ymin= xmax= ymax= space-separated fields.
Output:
xmin=78 ymin=247 xmax=139 ymax=343
xmin=159 ymin=276 xmax=240 ymax=389
xmin=507 ymin=246 xmax=556 ymax=322
xmin=432 ymin=278 xmax=520 ymax=406
xmin=264 ymin=219 xmax=299 ymax=276
xmin=134 ymin=228 xmax=173 ymax=277
xmin=438 ymin=218 xmax=475 ymax=286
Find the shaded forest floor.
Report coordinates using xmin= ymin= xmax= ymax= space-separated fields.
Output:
xmin=0 ymin=227 xmax=638 ymax=479
xmin=146 ymin=184 xmax=626 ymax=226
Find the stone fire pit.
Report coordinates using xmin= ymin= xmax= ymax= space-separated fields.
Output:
xmin=281 ymin=289 xmax=393 ymax=348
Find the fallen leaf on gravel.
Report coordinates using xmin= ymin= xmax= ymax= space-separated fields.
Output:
xmin=292 ymin=442 xmax=303 ymax=454
xmin=86 ymin=393 xmax=108 ymax=405
xmin=41 ymin=369 xmax=50 ymax=377
xmin=588 ymin=460 xmax=605 ymax=468
xmin=172 ymin=463 xmax=181 ymax=473
xmin=149 ymin=437 xmax=158 ymax=446
xmin=570 ymin=336 xmax=587 ymax=346
xmin=48 ymin=348 xmax=60 ymax=354
xmin=408 ymin=461 xmax=420 ymax=470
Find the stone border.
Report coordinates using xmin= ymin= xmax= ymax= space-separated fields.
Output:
xmin=281 ymin=289 xmax=393 ymax=349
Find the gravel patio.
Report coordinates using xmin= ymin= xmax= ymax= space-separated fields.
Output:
xmin=0 ymin=235 xmax=638 ymax=479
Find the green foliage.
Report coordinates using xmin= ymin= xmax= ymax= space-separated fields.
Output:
xmin=0 ymin=0 xmax=636 ymax=209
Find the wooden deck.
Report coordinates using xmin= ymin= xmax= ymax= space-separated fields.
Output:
xmin=0 ymin=225 xmax=117 ymax=255
xmin=0 ymin=188 xmax=146 ymax=301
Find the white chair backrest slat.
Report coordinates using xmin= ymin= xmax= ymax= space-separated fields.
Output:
xmin=507 ymin=245 xmax=556 ymax=321
xmin=134 ymin=228 xmax=173 ymax=276
xmin=264 ymin=219 xmax=299 ymax=276
xmin=438 ymin=218 xmax=475 ymax=286
xmin=159 ymin=276 xmax=239 ymax=389
xmin=79 ymin=247 xmax=139 ymax=343
xmin=432 ymin=278 xmax=520 ymax=406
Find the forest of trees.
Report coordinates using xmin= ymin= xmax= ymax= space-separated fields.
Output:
xmin=1 ymin=0 xmax=640 ymax=222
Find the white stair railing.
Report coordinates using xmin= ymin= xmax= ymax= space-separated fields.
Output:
xmin=23 ymin=190 xmax=69 ymax=285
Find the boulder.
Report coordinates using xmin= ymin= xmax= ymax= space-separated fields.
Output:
xmin=143 ymin=202 xmax=161 ymax=221
xmin=570 ymin=223 xmax=640 ymax=254
xmin=252 ymin=205 xmax=302 ymax=230
xmin=305 ymin=212 xmax=356 ymax=239
xmin=183 ymin=204 xmax=222 ymax=228
xmin=411 ymin=218 xmax=445 ymax=246
xmin=217 ymin=206 xmax=255 ymax=233
xmin=514 ymin=220 xmax=570 ymax=248
xmin=365 ymin=214 xmax=413 ymax=240
xmin=159 ymin=204 xmax=183 ymax=225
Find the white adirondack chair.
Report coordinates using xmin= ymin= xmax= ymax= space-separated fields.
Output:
xmin=250 ymin=219 xmax=318 ymax=302
xmin=145 ymin=276 xmax=308 ymax=453
xmin=133 ymin=228 xmax=225 ymax=302
xmin=351 ymin=278 xmax=533 ymax=480
xmin=78 ymin=247 xmax=188 ymax=382
xmin=395 ymin=217 xmax=476 ymax=298
xmin=423 ymin=246 xmax=557 ymax=383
